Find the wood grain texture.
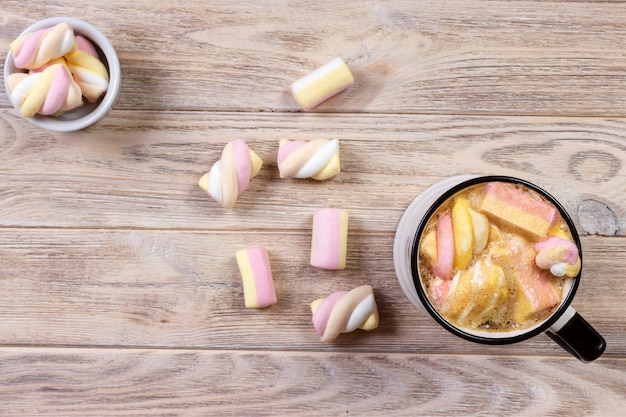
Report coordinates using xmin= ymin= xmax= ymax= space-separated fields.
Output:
xmin=1 ymin=0 xmax=626 ymax=415
xmin=3 ymin=1 xmax=626 ymax=115
xmin=0 ymin=229 xmax=624 ymax=356
xmin=0 ymin=110 xmax=624 ymax=234
xmin=1 ymin=349 xmax=625 ymax=417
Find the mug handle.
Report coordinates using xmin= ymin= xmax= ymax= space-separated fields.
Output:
xmin=546 ymin=306 xmax=606 ymax=362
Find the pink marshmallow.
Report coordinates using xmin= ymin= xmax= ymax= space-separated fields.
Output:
xmin=38 ymin=64 xmax=72 ymax=115
xmin=231 ymin=139 xmax=252 ymax=194
xmin=433 ymin=213 xmax=454 ymax=280
xmin=310 ymin=208 xmax=348 ymax=270
xmin=12 ymin=29 xmax=47 ymax=68
xmin=236 ymin=247 xmax=277 ymax=309
xmin=311 ymin=291 xmax=346 ymax=338
xmin=75 ymin=35 xmax=99 ymax=57
xmin=277 ymin=140 xmax=305 ymax=164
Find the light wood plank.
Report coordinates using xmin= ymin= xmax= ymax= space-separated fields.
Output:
xmin=1 ymin=110 xmax=624 ymax=234
xmin=2 ymin=1 xmax=626 ymax=414
xmin=3 ymin=1 xmax=626 ymax=115
xmin=1 ymin=348 xmax=625 ymax=416
xmin=0 ymin=229 xmax=621 ymax=355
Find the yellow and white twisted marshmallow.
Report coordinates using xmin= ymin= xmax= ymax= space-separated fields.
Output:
xmin=7 ymin=61 xmax=83 ymax=117
xmin=277 ymin=138 xmax=340 ymax=180
xmin=198 ymin=140 xmax=263 ymax=209
xmin=64 ymin=35 xmax=109 ymax=102
xmin=310 ymin=285 xmax=379 ymax=342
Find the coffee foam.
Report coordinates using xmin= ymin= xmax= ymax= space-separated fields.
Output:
xmin=417 ymin=182 xmax=577 ymax=334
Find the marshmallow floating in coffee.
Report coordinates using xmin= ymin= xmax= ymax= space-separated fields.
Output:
xmin=479 ymin=181 xmax=558 ymax=241
xmin=535 ymin=236 xmax=581 ymax=278
xmin=418 ymin=181 xmax=577 ymax=331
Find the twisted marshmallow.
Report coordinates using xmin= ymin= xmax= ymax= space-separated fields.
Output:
xmin=65 ymin=35 xmax=109 ymax=102
xmin=10 ymin=22 xmax=76 ymax=70
xmin=277 ymin=138 xmax=340 ymax=180
xmin=310 ymin=285 xmax=379 ymax=342
xmin=7 ymin=62 xmax=83 ymax=117
xmin=198 ymin=140 xmax=263 ymax=209
xmin=535 ymin=236 xmax=581 ymax=278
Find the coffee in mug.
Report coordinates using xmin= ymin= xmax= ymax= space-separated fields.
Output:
xmin=394 ymin=175 xmax=606 ymax=362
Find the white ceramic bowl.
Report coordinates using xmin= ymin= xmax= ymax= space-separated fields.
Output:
xmin=4 ymin=17 xmax=121 ymax=132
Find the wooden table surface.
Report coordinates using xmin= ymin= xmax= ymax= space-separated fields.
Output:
xmin=2 ymin=1 xmax=626 ymax=415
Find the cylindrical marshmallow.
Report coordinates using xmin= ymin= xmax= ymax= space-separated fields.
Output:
xmin=311 ymin=208 xmax=348 ymax=270
xmin=479 ymin=181 xmax=558 ymax=240
xmin=236 ymin=247 xmax=277 ymax=309
xmin=310 ymin=285 xmax=379 ymax=342
xmin=289 ymin=57 xmax=354 ymax=111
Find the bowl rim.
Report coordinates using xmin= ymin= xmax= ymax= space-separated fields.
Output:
xmin=4 ymin=16 xmax=121 ymax=132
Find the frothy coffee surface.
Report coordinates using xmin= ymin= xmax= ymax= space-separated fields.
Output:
xmin=418 ymin=181 xmax=579 ymax=332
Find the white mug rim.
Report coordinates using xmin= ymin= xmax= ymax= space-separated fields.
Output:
xmin=405 ymin=175 xmax=582 ymax=344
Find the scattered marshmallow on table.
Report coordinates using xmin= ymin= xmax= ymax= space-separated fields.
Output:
xmin=198 ymin=139 xmax=263 ymax=209
xmin=236 ymin=247 xmax=277 ymax=309
xmin=277 ymin=138 xmax=340 ymax=180
xmin=289 ymin=57 xmax=354 ymax=111
xmin=310 ymin=285 xmax=379 ymax=342
xmin=310 ymin=208 xmax=349 ymax=270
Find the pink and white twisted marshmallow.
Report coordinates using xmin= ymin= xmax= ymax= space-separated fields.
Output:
xmin=535 ymin=236 xmax=581 ymax=278
xmin=198 ymin=140 xmax=263 ymax=209
xmin=7 ymin=62 xmax=83 ymax=117
xmin=277 ymin=138 xmax=340 ymax=180
xmin=10 ymin=22 xmax=76 ymax=70
xmin=310 ymin=285 xmax=379 ymax=342
xmin=65 ymin=35 xmax=109 ymax=102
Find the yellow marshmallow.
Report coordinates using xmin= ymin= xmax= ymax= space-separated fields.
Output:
xmin=290 ymin=58 xmax=354 ymax=111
